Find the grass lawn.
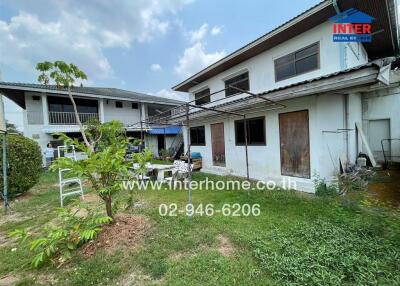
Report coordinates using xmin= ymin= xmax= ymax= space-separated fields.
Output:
xmin=0 ymin=171 xmax=399 ymax=285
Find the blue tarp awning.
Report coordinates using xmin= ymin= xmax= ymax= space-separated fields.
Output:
xmin=146 ymin=126 xmax=181 ymax=135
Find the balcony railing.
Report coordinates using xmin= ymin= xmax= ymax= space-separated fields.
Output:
xmin=49 ymin=111 xmax=99 ymax=125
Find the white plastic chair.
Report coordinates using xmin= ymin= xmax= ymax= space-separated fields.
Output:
xmin=163 ymin=160 xmax=182 ymax=184
xmin=57 ymin=146 xmax=84 ymax=207
xmin=131 ymin=163 xmax=151 ymax=181
xmin=164 ymin=161 xmax=193 ymax=186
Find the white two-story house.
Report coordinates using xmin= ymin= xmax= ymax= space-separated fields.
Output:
xmin=170 ymin=0 xmax=400 ymax=192
xmin=0 ymin=83 xmax=184 ymax=163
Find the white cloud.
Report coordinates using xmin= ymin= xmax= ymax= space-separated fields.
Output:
xmin=175 ymin=42 xmax=226 ymax=78
xmin=210 ymin=25 xmax=222 ymax=36
xmin=0 ymin=0 xmax=192 ymax=81
xmin=150 ymin=63 xmax=162 ymax=72
xmin=189 ymin=23 xmax=209 ymax=43
xmin=155 ymin=89 xmax=189 ymax=101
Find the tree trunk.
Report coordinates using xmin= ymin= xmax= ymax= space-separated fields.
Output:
xmin=68 ymin=86 xmax=93 ymax=151
xmin=105 ymin=197 xmax=113 ymax=220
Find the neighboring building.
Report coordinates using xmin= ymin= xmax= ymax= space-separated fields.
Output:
xmin=171 ymin=0 xmax=400 ymax=192
xmin=0 ymin=83 xmax=184 ymax=163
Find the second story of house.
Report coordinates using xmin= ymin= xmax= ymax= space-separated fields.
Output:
xmin=0 ymin=82 xmax=183 ymax=132
xmin=172 ymin=0 xmax=399 ymax=106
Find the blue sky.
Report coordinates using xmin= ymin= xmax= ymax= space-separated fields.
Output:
xmin=0 ymin=0 xmax=321 ymax=129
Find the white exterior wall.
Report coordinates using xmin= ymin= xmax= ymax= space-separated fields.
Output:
xmin=146 ymin=134 xmax=176 ymax=157
xmin=188 ymin=22 xmax=368 ymax=101
xmin=181 ymin=21 xmax=370 ymax=192
xmin=23 ymin=92 xmax=52 ymax=165
xmin=22 ymin=92 xmax=178 ymax=164
xmin=103 ymin=99 xmax=141 ymax=126
xmin=184 ymin=93 xmax=350 ymax=192
xmin=145 ymin=134 xmax=158 ymax=156
xmin=362 ymin=86 xmax=400 ymax=162
xmin=347 ymin=93 xmax=363 ymax=163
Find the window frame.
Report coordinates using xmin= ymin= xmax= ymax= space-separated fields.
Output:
xmin=189 ymin=125 xmax=206 ymax=146
xmin=274 ymin=42 xmax=320 ymax=82
xmin=131 ymin=102 xmax=139 ymax=109
xmin=115 ymin=101 xmax=123 ymax=108
xmin=224 ymin=71 xmax=250 ymax=97
xmin=194 ymin=88 xmax=211 ymax=106
xmin=234 ymin=116 xmax=266 ymax=146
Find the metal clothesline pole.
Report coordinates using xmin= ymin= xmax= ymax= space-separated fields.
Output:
xmin=2 ymin=130 xmax=8 ymax=214
xmin=132 ymin=85 xmax=287 ymax=213
xmin=243 ymin=115 xmax=250 ymax=181
xmin=0 ymin=92 xmax=9 ymax=214
xmin=139 ymin=105 xmax=144 ymax=147
xmin=185 ymin=104 xmax=192 ymax=218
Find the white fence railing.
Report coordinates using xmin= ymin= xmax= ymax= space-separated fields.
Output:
xmin=49 ymin=111 xmax=99 ymax=125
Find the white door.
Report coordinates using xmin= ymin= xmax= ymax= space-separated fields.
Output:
xmin=368 ymin=119 xmax=390 ymax=162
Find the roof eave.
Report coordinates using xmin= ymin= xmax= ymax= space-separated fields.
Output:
xmin=0 ymin=84 xmax=182 ymax=107
xmin=169 ymin=65 xmax=379 ymax=123
xmin=172 ymin=0 xmax=332 ymax=92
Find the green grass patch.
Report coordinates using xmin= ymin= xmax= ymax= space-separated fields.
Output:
xmin=1 ymin=171 xmax=399 ymax=285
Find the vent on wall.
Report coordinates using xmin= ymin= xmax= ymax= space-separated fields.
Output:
xmin=132 ymin=102 xmax=138 ymax=109
xmin=116 ymin=101 xmax=123 ymax=108
xmin=32 ymin=95 xmax=41 ymax=101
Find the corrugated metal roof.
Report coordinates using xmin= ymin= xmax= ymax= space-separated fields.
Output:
xmin=165 ymin=63 xmax=379 ymax=122
xmin=0 ymin=82 xmax=184 ymax=105
xmin=257 ymin=62 xmax=376 ymax=96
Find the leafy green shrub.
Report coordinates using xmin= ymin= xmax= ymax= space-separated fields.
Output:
xmin=10 ymin=204 xmax=111 ymax=268
xmin=313 ymin=174 xmax=338 ymax=197
xmin=251 ymin=220 xmax=400 ymax=285
xmin=0 ymin=134 xmax=42 ymax=196
xmin=51 ymin=120 xmax=134 ymax=218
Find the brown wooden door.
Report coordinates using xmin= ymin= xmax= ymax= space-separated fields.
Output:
xmin=279 ymin=110 xmax=310 ymax=178
xmin=211 ymin=123 xmax=226 ymax=166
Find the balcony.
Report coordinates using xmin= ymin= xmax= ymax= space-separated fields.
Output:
xmin=49 ymin=111 xmax=99 ymax=125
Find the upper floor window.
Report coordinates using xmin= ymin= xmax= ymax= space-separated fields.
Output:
xmin=115 ymin=101 xmax=123 ymax=108
xmin=131 ymin=102 xmax=139 ymax=109
xmin=48 ymin=96 xmax=97 ymax=113
xmin=274 ymin=42 xmax=319 ymax=82
xmin=194 ymin=88 xmax=210 ymax=105
xmin=190 ymin=126 xmax=206 ymax=146
xmin=235 ymin=116 xmax=266 ymax=146
xmin=225 ymin=71 xmax=249 ymax=97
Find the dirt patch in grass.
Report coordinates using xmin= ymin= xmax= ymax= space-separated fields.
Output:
xmin=117 ymin=270 xmax=162 ymax=286
xmin=169 ymin=234 xmax=236 ymax=261
xmin=0 ymin=274 xmax=19 ymax=286
xmin=81 ymin=192 xmax=100 ymax=203
xmin=0 ymin=231 xmax=18 ymax=247
xmin=216 ymin=234 xmax=235 ymax=256
xmin=0 ymin=211 xmax=31 ymax=227
xmin=81 ymin=214 xmax=150 ymax=257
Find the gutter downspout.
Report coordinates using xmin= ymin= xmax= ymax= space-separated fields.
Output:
xmin=333 ymin=0 xmax=350 ymax=164
xmin=344 ymin=94 xmax=349 ymax=163
xmin=332 ymin=0 xmax=347 ymax=70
